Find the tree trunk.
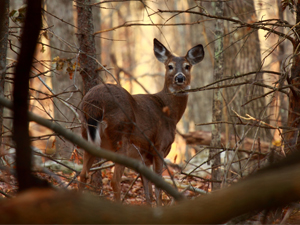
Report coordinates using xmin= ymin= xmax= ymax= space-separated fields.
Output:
xmin=222 ymin=0 xmax=266 ymax=178
xmin=285 ymin=2 xmax=300 ymax=153
xmin=277 ymin=0 xmax=288 ymax=129
xmin=0 ymin=0 xmax=9 ymax=156
xmin=187 ymin=0 xmax=214 ymax=133
xmin=223 ymin=0 xmax=265 ymax=133
xmin=76 ymin=0 xmax=101 ymax=188
xmin=13 ymin=0 xmax=48 ymax=191
xmin=47 ymin=0 xmax=83 ymax=159
xmin=76 ymin=0 xmax=99 ymax=94
xmin=210 ymin=0 xmax=224 ymax=190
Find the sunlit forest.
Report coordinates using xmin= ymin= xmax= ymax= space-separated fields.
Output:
xmin=1 ymin=0 xmax=300 ymax=223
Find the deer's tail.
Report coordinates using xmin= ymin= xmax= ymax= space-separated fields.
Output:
xmin=86 ymin=113 xmax=105 ymax=147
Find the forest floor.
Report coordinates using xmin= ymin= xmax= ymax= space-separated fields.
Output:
xmin=0 ymin=156 xmax=208 ymax=203
xmin=1 ymin=156 xmax=300 ymax=224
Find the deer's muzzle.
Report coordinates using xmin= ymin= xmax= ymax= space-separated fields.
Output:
xmin=174 ymin=73 xmax=186 ymax=85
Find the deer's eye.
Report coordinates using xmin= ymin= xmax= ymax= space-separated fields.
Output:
xmin=185 ymin=64 xmax=190 ymax=70
xmin=168 ymin=65 xmax=173 ymax=70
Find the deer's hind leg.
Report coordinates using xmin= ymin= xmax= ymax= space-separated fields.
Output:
xmin=79 ymin=151 xmax=96 ymax=189
xmin=111 ymin=163 xmax=125 ymax=201
xmin=110 ymin=136 xmax=130 ymax=201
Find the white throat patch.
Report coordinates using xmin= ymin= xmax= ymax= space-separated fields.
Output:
xmin=168 ymin=85 xmax=191 ymax=96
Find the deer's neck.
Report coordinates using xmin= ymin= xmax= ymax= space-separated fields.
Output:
xmin=155 ymin=88 xmax=188 ymax=124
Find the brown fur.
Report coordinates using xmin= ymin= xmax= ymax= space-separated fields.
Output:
xmin=79 ymin=39 xmax=205 ymax=204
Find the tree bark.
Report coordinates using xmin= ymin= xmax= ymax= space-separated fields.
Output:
xmin=47 ymin=0 xmax=83 ymax=159
xmin=222 ymin=0 xmax=266 ymax=179
xmin=223 ymin=0 xmax=265 ymax=133
xmin=0 ymin=0 xmax=9 ymax=156
xmin=183 ymin=130 xmax=271 ymax=155
xmin=277 ymin=0 xmax=288 ymax=129
xmin=210 ymin=0 xmax=224 ymax=190
xmin=76 ymin=0 xmax=99 ymax=94
xmin=285 ymin=2 xmax=300 ymax=153
xmin=76 ymin=0 xmax=102 ymax=189
xmin=13 ymin=0 xmax=48 ymax=191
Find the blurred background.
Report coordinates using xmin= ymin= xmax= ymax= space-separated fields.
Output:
xmin=3 ymin=0 xmax=294 ymax=184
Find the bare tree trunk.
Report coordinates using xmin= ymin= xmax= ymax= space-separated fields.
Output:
xmin=219 ymin=0 xmax=266 ymax=179
xmin=76 ymin=0 xmax=99 ymax=94
xmin=13 ymin=0 xmax=48 ymax=191
xmin=93 ymin=4 xmax=101 ymax=65
xmin=47 ymin=0 xmax=83 ymax=159
xmin=210 ymin=1 xmax=224 ymax=190
xmin=223 ymin=0 xmax=265 ymax=138
xmin=185 ymin=0 xmax=214 ymax=167
xmin=76 ymin=0 xmax=101 ymax=188
xmin=89 ymin=3 xmax=102 ymax=190
xmin=188 ymin=0 xmax=214 ymax=131
xmin=0 ymin=0 xmax=9 ymax=156
xmin=277 ymin=0 xmax=288 ymax=129
xmin=285 ymin=3 xmax=300 ymax=153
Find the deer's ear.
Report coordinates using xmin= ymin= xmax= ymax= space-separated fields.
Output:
xmin=186 ymin=44 xmax=205 ymax=65
xmin=154 ymin=38 xmax=171 ymax=63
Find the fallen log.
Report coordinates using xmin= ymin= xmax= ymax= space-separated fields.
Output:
xmin=182 ymin=130 xmax=271 ymax=154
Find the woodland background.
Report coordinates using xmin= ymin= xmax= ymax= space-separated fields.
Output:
xmin=1 ymin=0 xmax=300 ymax=224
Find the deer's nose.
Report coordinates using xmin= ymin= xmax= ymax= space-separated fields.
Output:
xmin=174 ymin=73 xmax=186 ymax=85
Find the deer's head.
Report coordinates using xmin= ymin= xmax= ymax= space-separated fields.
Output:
xmin=154 ymin=38 xmax=204 ymax=95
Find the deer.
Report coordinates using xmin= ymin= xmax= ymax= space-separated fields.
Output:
xmin=79 ymin=38 xmax=204 ymax=204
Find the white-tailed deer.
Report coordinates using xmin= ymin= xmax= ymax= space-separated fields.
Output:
xmin=79 ymin=38 xmax=204 ymax=204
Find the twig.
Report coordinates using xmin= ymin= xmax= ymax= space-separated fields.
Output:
xmin=33 ymin=149 xmax=79 ymax=173
xmin=65 ymin=171 xmax=81 ymax=188
xmin=196 ymin=121 xmax=281 ymax=129
xmin=232 ymin=109 xmax=278 ymax=129
xmin=90 ymin=163 xmax=115 ymax=171
xmin=37 ymin=75 xmax=80 ymax=122
xmin=0 ymin=189 xmax=12 ymax=198
xmin=156 ymin=9 xmax=295 ymax=43
xmin=180 ymin=172 xmax=221 ymax=185
xmin=121 ymin=175 xmax=140 ymax=203
xmin=94 ymin=20 xmax=211 ymax=35
xmin=164 ymin=177 xmax=207 ymax=195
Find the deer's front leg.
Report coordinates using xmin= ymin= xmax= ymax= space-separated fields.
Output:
xmin=153 ymin=153 xmax=164 ymax=206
